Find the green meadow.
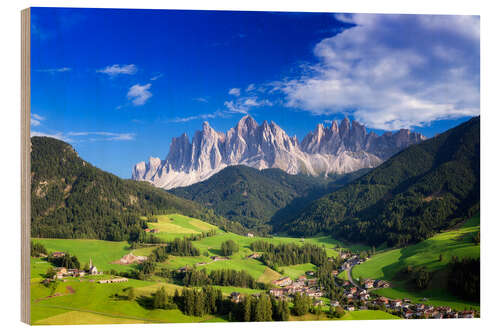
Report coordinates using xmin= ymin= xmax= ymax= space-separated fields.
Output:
xmin=31 ymin=238 xmax=134 ymax=272
xmin=340 ymin=310 xmax=400 ymax=320
xmin=352 ymin=215 xmax=480 ymax=310
xmin=30 ymin=213 xmax=479 ymax=324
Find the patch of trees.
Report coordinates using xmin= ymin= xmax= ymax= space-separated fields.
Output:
xmin=220 ymin=240 xmax=239 ymax=256
xmin=317 ymin=261 xmax=344 ymax=299
xmin=281 ymin=117 xmax=480 ymax=246
xmin=230 ymin=294 xmax=288 ymax=322
xmin=181 ymin=268 xmax=261 ymax=289
xmin=447 ymin=257 xmax=480 ymax=302
xmin=185 ymin=229 xmax=217 ymax=241
xmin=402 ymin=266 xmax=432 ymax=290
xmin=47 ymin=252 xmax=80 ymax=269
xmin=138 ymin=285 xmax=292 ymax=322
xmin=174 ymin=287 xmax=226 ymax=317
xmin=166 ymin=238 xmax=200 ymax=256
xmin=292 ymin=293 xmax=312 ymax=316
xmin=149 ymin=246 xmax=169 ymax=262
xmin=250 ymin=241 xmax=328 ymax=268
xmin=30 ymin=241 xmax=47 ymax=257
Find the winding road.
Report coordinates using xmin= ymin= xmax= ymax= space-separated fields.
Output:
xmin=347 ymin=264 xmax=362 ymax=289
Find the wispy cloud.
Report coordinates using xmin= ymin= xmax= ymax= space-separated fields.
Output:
xmin=31 ymin=131 xmax=70 ymax=142
xmin=30 ymin=113 xmax=45 ymax=127
xmin=150 ymin=73 xmax=163 ymax=81
xmin=67 ymin=131 xmax=135 ymax=141
xmin=35 ymin=67 xmax=71 ymax=73
xmin=31 ymin=130 xmax=135 ymax=142
xmin=97 ymin=64 xmax=137 ymax=77
xmin=194 ymin=97 xmax=209 ymax=103
xmin=224 ymin=96 xmax=273 ymax=115
xmin=167 ymin=111 xmax=226 ymax=123
xmin=246 ymin=84 xmax=256 ymax=92
xmin=273 ymin=14 xmax=479 ymax=130
xmin=127 ymin=83 xmax=152 ymax=106
xmin=228 ymin=88 xmax=241 ymax=96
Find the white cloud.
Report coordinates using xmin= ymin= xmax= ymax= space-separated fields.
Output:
xmin=127 ymin=83 xmax=152 ymax=106
xmin=35 ymin=67 xmax=71 ymax=73
xmin=31 ymin=130 xmax=135 ymax=142
xmin=67 ymin=131 xmax=135 ymax=141
xmin=275 ymin=14 xmax=479 ymax=130
xmin=31 ymin=131 xmax=70 ymax=142
xmin=224 ymin=97 xmax=272 ymax=115
xmin=167 ymin=111 xmax=225 ymax=123
xmin=31 ymin=113 xmax=45 ymax=126
xmin=224 ymin=101 xmax=248 ymax=114
xmin=194 ymin=97 xmax=209 ymax=103
xmin=246 ymin=84 xmax=256 ymax=92
xmin=97 ymin=64 xmax=137 ymax=77
xmin=228 ymin=88 xmax=241 ymax=96
xmin=150 ymin=73 xmax=163 ymax=81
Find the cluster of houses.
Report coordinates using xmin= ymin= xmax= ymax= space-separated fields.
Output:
xmin=52 ymin=258 xmax=100 ymax=280
xmin=372 ymin=296 xmax=475 ymax=319
xmin=340 ymin=253 xmax=367 ymax=271
xmin=144 ymin=228 xmax=159 ymax=233
xmin=270 ymin=275 xmax=324 ymax=299
xmin=363 ymin=279 xmax=390 ymax=289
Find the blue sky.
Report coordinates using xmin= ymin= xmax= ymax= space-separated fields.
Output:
xmin=30 ymin=8 xmax=480 ymax=178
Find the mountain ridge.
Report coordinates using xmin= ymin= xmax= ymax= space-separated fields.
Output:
xmin=276 ymin=116 xmax=480 ymax=247
xmin=169 ymin=164 xmax=370 ymax=232
xmin=133 ymin=115 xmax=425 ymax=189
xmin=30 ymin=136 xmax=247 ymax=240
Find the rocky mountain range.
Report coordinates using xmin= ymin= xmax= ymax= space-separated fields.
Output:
xmin=132 ymin=115 xmax=425 ymax=189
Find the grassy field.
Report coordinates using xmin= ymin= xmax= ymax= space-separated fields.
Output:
xmin=257 ymin=267 xmax=282 ymax=284
xmin=352 ymin=215 xmax=480 ymax=310
xmin=279 ymin=263 xmax=316 ymax=280
xmin=148 ymin=214 xmax=218 ymax=241
xmin=340 ymin=310 xmax=400 ymax=320
xmin=32 ymin=212 xmax=453 ymax=324
xmin=31 ymin=238 xmax=135 ymax=273
xmin=30 ymin=276 xmax=226 ymax=325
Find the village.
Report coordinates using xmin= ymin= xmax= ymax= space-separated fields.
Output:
xmin=42 ymin=248 xmax=475 ymax=320
xmin=257 ymin=251 xmax=476 ymax=319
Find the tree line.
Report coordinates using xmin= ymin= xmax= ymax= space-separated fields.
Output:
xmin=250 ymin=241 xmax=328 ymax=268
xmin=447 ymin=257 xmax=480 ymax=302
xmin=180 ymin=268 xmax=263 ymax=289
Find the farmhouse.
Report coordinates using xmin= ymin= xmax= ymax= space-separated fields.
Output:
xmin=231 ymin=292 xmax=243 ymax=303
xmin=273 ymin=277 xmax=292 ymax=287
xmin=364 ymin=279 xmax=374 ymax=289
xmin=51 ymin=251 xmax=66 ymax=258
xmin=270 ymin=289 xmax=285 ymax=297
xmin=248 ymin=253 xmax=261 ymax=259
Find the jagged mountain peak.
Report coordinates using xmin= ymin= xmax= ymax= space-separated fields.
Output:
xmin=133 ymin=116 xmax=425 ymax=189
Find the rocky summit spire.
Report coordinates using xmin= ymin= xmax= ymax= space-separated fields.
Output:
xmin=132 ymin=116 xmax=425 ymax=189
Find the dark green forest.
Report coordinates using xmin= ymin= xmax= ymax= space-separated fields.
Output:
xmin=30 ymin=137 xmax=246 ymax=240
xmin=278 ymin=117 xmax=480 ymax=247
xmin=170 ymin=164 xmax=368 ymax=233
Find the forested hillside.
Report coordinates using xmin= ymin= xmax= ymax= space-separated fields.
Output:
xmin=31 ymin=137 xmax=246 ymax=240
xmin=278 ymin=117 xmax=480 ymax=247
xmin=170 ymin=165 xmax=368 ymax=233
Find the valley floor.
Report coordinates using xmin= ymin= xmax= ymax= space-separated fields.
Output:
xmin=30 ymin=213 xmax=479 ymax=324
